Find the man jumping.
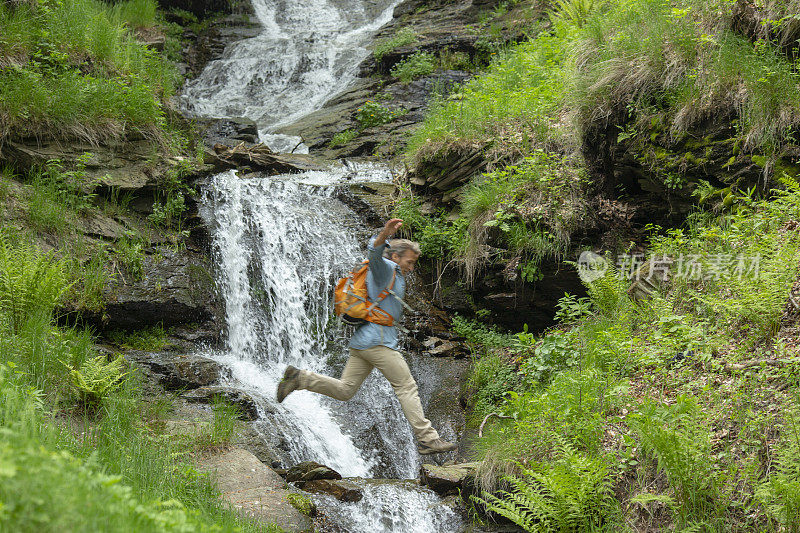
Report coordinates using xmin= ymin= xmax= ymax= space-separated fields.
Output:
xmin=276 ymin=218 xmax=457 ymax=455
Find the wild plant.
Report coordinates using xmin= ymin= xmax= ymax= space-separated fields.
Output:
xmin=61 ymin=354 xmax=129 ymax=409
xmin=0 ymin=232 xmax=70 ymax=333
xmin=373 ymin=27 xmax=418 ymax=61
xmin=390 ymin=51 xmax=435 ymax=83
xmin=628 ymin=396 xmax=725 ymax=524
xmin=756 ymin=409 xmax=800 ymax=531
xmin=473 ymin=436 xmax=618 ymax=532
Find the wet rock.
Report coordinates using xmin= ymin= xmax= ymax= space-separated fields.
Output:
xmin=97 ymin=247 xmax=219 ymax=331
xmin=124 ymin=351 xmax=221 ymax=390
xmin=420 ymin=462 xmax=480 ymax=496
xmin=302 ymin=479 xmax=364 ymax=503
xmin=194 ymin=117 xmax=260 ymax=146
xmin=183 ymin=386 xmax=260 ymax=420
xmin=195 ymin=448 xmax=311 ymax=532
xmin=334 ymin=182 xmax=397 ymax=227
xmin=286 ymin=461 xmax=342 ymax=483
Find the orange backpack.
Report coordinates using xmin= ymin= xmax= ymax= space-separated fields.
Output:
xmin=334 ymin=260 xmax=396 ymax=326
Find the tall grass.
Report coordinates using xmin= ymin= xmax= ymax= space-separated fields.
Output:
xmin=405 ymin=29 xmax=569 ymax=163
xmin=0 ymin=237 xmax=276 ymax=532
xmin=0 ymin=0 xmax=178 ymax=143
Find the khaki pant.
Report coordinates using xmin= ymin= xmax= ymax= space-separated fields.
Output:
xmin=298 ymin=345 xmax=440 ymax=444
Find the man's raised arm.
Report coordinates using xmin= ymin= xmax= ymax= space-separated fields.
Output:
xmin=368 ymin=218 xmax=403 ymax=287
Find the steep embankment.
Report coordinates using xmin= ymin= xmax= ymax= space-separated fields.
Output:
xmin=379 ymin=0 xmax=800 ymax=531
xmin=0 ymin=1 xmax=307 ymax=531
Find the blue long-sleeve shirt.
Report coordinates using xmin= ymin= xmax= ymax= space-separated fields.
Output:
xmin=349 ymin=237 xmax=405 ymax=350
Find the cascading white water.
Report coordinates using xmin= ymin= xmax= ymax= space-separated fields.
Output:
xmin=186 ymin=0 xmax=464 ymax=529
xmin=181 ymin=0 xmax=400 ymax=150
xmin=199 ymin=168 xmax=462 ymax=531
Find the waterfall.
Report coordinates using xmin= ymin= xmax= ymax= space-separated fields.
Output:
xmin=181 ymin=0 xmax=400 ymax=151
xmin=186 ymin=0 xmax=464 ymax=529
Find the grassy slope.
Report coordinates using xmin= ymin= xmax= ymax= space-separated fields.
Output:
xmin=0 ymin=3 xmax=285 ymax=531
xmin=399 ymin=0 xmax=800 ymax=287
xmin=0 ymin=0 xmax=180 ymax=146
xmin=402 ymin=0 xmax=800 ymax=530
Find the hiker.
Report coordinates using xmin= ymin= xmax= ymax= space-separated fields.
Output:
xmin=276 ymin=218 xmax=457 ymax=455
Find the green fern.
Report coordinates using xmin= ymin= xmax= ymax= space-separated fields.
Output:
xmin=756 ymin=412 xmax=800 ymax=530
xmin=61 ymin=355 xmax=128 ymax=407
xmin=473 ymin=436 xmax=616 ymax=532
xmin=0 ymin=233 xmax=71 ymax=333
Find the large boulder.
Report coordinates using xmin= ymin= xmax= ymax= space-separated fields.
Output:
xmin=100 ymin=247 xmax=219 ymax=331
xmin=195 ymin=448 xmax=312 ymax=532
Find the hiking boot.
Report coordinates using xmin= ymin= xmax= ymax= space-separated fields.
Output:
xmin=417 ymin=438 xmax=457 ymax=455
xmin=276 ymin=365 xmax=301 ymax=403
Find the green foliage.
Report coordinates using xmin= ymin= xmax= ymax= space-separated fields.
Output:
xmin=518 ymin=331 xmax=577 ymax=387
xmin=0 ymin=0 xmax=178 ymax=144
xmin=111 ymin=0 xmax=159 ymax=30
xmin=629 ymin=397 xmax=724 ymax=523
xmin=149 ymin=192 xmax=187 ymax=229
xmin=373 ymin=27 xmax=418 ymax=61
xmin=474 ymin=438 xmax=617 ymax=532
xmin=390 ymin=51 xmax=435 ymax=83
xmin=107 ymin=324 xmax=168 ymax=351
xmin=467 ymin=352 xmax=518 ymax=418
xmin=554 ymin=293 xmax=592 ymax=324
xmin=287 ymin=493 xmax=315 ymax=517
xmin=756 ymin=410 xmax=800 ymax=530
xmin=391 ymin=195 xmax=467 ymax=259
xmin=550 ymin=0 xmax=607 ymax=28
xmin=452 ymin=314 xmax=511 ymax=349
xmin=195 ymin=396 xmax=242 ymax=451
xmin=355 ymin=100 xmax=406 ymax=129
xmin=329 ymin=128 xmax=358 ymax=148
xmin=114 ymin=234 xmax=146 ymax=281
xmin=61 ymin=355 xmax=128 ymax=408
xmin=406 ymin=30 xmax=568 ymax=162
xmin=0 ymin=233 xmax=70 ymax=333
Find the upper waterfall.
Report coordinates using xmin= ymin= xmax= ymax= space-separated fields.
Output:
xmin=180 ymin=0 xmax=399 ymax=147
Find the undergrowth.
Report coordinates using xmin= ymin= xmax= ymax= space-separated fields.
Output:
xmin=0 ymin=0 xmax=179 ymax=145
xmin=464 ymin=180 xmax=800 ymax=531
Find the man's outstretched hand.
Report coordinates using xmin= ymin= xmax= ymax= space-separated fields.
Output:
xmin=375 ymin=218 xmax=403 ymax=246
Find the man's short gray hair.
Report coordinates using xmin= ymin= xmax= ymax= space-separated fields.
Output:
xmin=384 ymin=238 xmax=421 ymax=258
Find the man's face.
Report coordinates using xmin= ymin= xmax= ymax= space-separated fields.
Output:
xmin=391 ymin=251 xmax=419 ymax=275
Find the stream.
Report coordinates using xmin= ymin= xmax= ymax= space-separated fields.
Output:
xmin=184 ymin=1 xmax=465 ymax=531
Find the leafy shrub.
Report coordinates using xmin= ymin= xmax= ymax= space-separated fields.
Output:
xmin=107 ymin=324 xmax=168 ymax=351
xmin=452 ymin=314 xmax=511 ymax=349
xmin=554 ymin=293 xmax=592 ymax=323
xmin=518 ymin=332 xmax=577 ymax=387
xmin=373 ymin=27 xmax=418 ymax=61
xmin=355 ymin=101 xmax=405 ymax=129
xmin=474 ymin=438 xmax=617 ymax=532
xmin=390 ymin=51 xmax=435 ymax=83
xmin=0 ymin=0 xmax=178 ymax=144
xmin=467 ymin=352 xmax=518 ymax=418
xmin=149 ymin=191 xmax=187 ymax=229
xmin=756 ymin=412 xmax=800 ymax=530
xmin=628 ymin=396 xmax=723 ymax=522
